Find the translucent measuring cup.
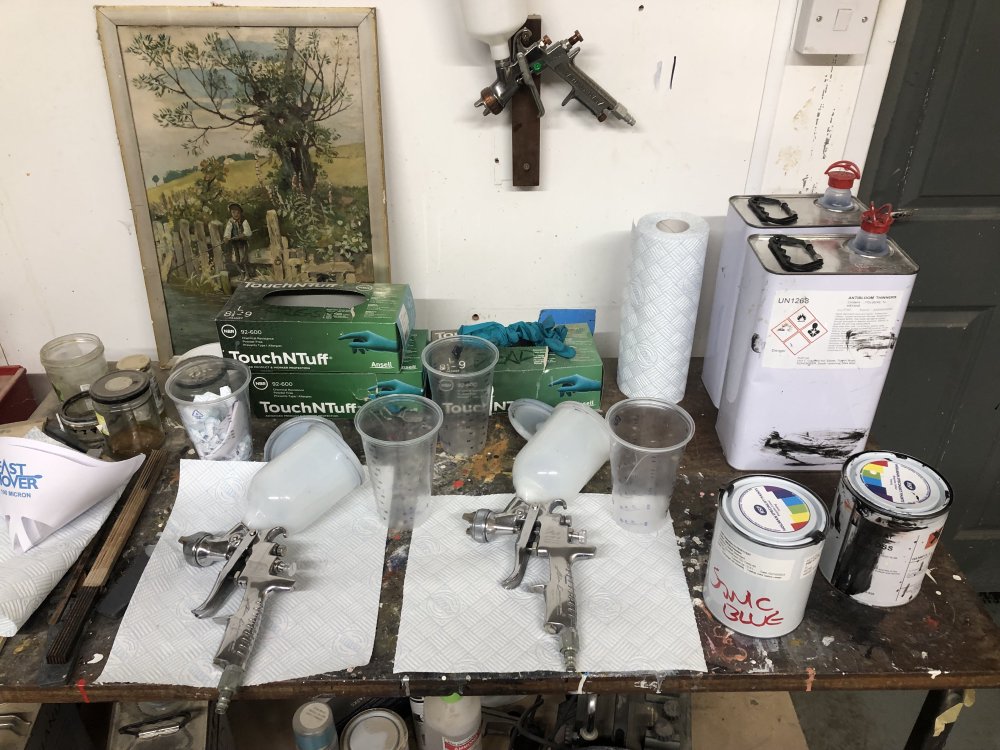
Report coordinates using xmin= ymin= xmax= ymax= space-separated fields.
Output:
xmin=421 ymin=335 xmax=499 ymax=456
xmin=354 ymin=394 xmax=443 ymax=530
xmin=605 ymin=398 xmax=695 ymax=534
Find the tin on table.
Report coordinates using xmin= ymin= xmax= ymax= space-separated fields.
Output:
xmin=340 ymin=709 xmax=408 ymax=750
xmin=705 ymin=475 xmax=828 ymax=637
xmin=819 ymin=451 xmax=953 ymax=607
xmin=89 ymin=371 xmax=165 ymax=459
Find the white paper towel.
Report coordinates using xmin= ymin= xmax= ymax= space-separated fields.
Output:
xmin=618 ymin=212 xmax=709 ymax=402
xmin=0 ymin=429 xmax=128 ymax=636
xmin=394 ymin=494 xmax=707 ymax=674
xmin=98 ymin=459 xmax=388 ymax=687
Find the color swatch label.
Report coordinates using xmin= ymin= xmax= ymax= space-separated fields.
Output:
xmin=859 ymin=459 xmax=932 ymax=505
xmin=737 ymin=484 xmax=812 ymax=534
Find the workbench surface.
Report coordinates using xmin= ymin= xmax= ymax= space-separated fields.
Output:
xmin=2 ymin=360 xmax=999 ymax=703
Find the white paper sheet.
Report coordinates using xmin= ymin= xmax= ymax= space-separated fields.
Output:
xmin=394 ymin=494 xmax=707 ymax=674
xmin=98 ymin=459 xmax=388 ymax=686
xmin=0 ymin=436 xmax=143 ymax=551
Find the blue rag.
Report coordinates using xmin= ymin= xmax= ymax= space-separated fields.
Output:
xmin=457 ymin=319 xmax=577 ymax=359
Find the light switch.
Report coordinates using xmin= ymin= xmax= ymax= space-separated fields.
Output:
xmin=793 ymin=0 xmax=880 ymax=55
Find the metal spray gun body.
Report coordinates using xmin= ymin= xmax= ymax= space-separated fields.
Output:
xmin=464 ymin=497 xmax=595 ymax=671
xmin=476 ymin=28 xmax=636 ymax=126
xmin=179 ymin=523 xmax=295 ymax=713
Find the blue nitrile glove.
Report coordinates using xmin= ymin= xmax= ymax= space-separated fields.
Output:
xmin=338 ymin=331 xmax=399 ymax=353
xmin=368 ymin=380 xmax=423 ymax=398
xmin=457 ymin=318 xmax=576 ymax=358
xmin=550 ymin=374 xmax=602 ymax=396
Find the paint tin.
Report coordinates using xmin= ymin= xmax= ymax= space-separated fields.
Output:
xmin=705 ymin=476 xmax=828 ymax=637
xmin=819 ymin=451 xmax=952 ymax=607
xmin=340 ymin=709 xmax=408 ymax=750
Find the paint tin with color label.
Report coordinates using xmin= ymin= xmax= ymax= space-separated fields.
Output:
xmin=705 ymin=476 xmax=828 ymax=637
xmin=819 ymin=451 xmax=952 ymax=607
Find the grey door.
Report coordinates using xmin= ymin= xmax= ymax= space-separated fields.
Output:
xmin=863 ymin=0 xmax=1000 ymax=590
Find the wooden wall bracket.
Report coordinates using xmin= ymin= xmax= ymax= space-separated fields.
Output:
xmin=511 ymin=15 xmax=542 ymax=187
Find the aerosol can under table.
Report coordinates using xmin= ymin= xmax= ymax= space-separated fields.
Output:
xmin=703 ymin=161 xmax=865 ymax=407
xmin=716 ymin=206 xmax=918 ymax=471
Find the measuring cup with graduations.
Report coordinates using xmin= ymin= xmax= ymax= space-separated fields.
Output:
xmin=354 ymin=394 xmax=443 ymax=530
xmin=420 ymin=335 xmax=499 ymax=456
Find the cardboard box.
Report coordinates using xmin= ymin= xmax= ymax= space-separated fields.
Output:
xmin=248 ymin=330 xmax=428 ymax=418
xmin=429 ymin=324 xmax=603 ymax=412
xmin=216 ymin=282 xmax=415 ymax=373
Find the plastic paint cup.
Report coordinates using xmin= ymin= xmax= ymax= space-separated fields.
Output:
xmin=605 ymin=398 xmax=695 ymax=534
xmin=165 ymin=356 xmax=253 ymax=461
xmin=354 ymin=394 xmax=443 ymax=530
xmin=421 ymin=335 xmax=499 ymax=456
xmin=511 ymin=401 xmax=610 ymax=503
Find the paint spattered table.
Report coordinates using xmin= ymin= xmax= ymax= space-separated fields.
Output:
xmin=0 ymin=360 xmax=997 ymax=747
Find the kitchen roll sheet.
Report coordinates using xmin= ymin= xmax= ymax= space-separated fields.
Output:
xmin=618 ymin=213 xmax=709 ymax=402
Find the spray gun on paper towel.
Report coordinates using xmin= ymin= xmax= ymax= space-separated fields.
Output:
xmin=458 ymin=0 xmax=635 ymax=125
xmin=179 ymin=522 xmax=295 ymax=713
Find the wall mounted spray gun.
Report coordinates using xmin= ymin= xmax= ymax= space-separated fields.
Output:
xmin=179 ymin=522 xmax=295 ymax=713
xmin=463 ymin=496 xmax=595 ymax=671
xmin=459 ymin=0 xmax=635 ymax=125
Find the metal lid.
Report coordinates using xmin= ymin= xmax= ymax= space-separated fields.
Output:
xmin=507 ymin=399 xmax=554 ymax=440
xmin=340 ymin=709 xmax=408 ymax=750
xmin=58 ymin=391 xmax=98 ymax=427
xmin=748 ymin=234 xmax=919 ymax=276
xmin=842 ymin=451 xmax=952 ymax=519
xmin=731 ymin=194 xmax=865 ymax=228
xmin=90 ymin=370 xmax=150 ymax=405
xmin=117 ymin=353 xmax=152 ymax=371
xmin=719 ymin=475 xmax=828 ymax=548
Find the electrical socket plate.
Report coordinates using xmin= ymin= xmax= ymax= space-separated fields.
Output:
xmin=793 ymin=0 xmax=880 ymax=55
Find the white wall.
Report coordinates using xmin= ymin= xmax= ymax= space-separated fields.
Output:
xmin=0 ymin=0 xmax=904 ymax=374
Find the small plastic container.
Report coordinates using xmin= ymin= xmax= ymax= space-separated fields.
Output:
xmin=117 ymin=353 xmax=165 ymax=415
xmin=56 ymin=391 xmax=106 ymax=451
xmin=423 ymin=695 xmax=482 ymax=750
xmin=293 ymin=700 xmax=338 ymax=750
xmin=816 ymin=160 xmax=861 ymax=212
xmin=511 ymin=401 xmax=610 ymax=503
xmin=89 ymin=371 xmax=165 ymax=459
xmin=244 ymin=418 xmax=364 ymax=533
xmin=40 ymin=333 xmax=109 ymax=402
xmin=849 ymin=203 xmax=895 ymax=257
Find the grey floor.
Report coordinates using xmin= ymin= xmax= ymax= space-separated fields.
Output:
xmin=792 ymin=594 xmax=1000 ymax=750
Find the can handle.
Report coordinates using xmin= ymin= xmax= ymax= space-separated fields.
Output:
xmin=768 ymin=236 xmax=824 ymax=272
xmin=748 ymin=196 xmax=799 ymax=226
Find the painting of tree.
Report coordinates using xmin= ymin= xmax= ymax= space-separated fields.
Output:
xmin=98 ymin=8 xmax=388 ymax=359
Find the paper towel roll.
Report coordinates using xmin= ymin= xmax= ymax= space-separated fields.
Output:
xmin=618 ymin=212 xmax=709 ymax=402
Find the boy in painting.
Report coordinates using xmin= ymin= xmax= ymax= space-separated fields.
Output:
xmin=223 ymin=202 xmax=252 ymax=277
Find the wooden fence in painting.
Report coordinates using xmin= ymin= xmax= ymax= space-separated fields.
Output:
xmin=153 ymin=209 xmax=370 ymax=292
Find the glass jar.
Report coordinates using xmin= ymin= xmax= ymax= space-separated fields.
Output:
xmin=117 ymin=353 xmax=165 ymax=415
xmin=56 ymin=391 xmax=107 ymax=451
xmin=39 ymin=333 xmax=109 ymax=402
xmin=90 ymin=371 xmax=165 ymax=459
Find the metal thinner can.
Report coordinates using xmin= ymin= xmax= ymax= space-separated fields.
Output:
xmin=819 ymin=451 xmax=952 ymax=607
xmin=340 ymin=709 xmax=408 ymax=750
xmin=705 ymin=476 xmax=828 ymax=637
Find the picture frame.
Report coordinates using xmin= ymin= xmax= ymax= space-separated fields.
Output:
xmin=97 ymin=6 xmax=390 ymax=361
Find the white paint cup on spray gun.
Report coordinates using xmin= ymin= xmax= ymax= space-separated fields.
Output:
xmin=605 ymin=398 xmax=695 ymax=533
xmin=511 ymin=401 xmax=611 ymax=503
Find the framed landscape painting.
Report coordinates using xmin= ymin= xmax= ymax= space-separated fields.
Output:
xmin=97 ymin=6 xmax=389 ymax=360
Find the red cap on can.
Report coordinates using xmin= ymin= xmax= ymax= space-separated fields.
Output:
xmin=825 ymin=160 xmax=861 ymax=189
xmin=860 ymin=203 xmax=894 ymax=234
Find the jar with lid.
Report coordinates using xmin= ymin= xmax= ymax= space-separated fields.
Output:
xmin=56 ymin=391 xmax=106 ymax=451
xmin=39 ymin=333 xmax=109 ymax=402
xmin=90 ymin=371 xmax=165 ymax=459
xmin=117 ymin=353 xmax=165 ymax=415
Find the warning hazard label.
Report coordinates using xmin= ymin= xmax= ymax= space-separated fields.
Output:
xmin=771 ymin=306 xmax=828 ymax=354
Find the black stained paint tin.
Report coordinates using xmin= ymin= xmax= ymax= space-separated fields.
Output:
xmin=819 ymin=451 xmax=953 ymax=607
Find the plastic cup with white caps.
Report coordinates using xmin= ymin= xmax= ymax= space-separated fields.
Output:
xmin=511 ymin=401 xmax=611 ymax=503
xmin=244 ymin=417 xmax=364 ymax=533
xmin=293 ymin=700 xmax=338 ymax=750
xmin=40 ymin=333 xmax=109 ymax=402
xmin=354 ymin=394 xmax=443 ymax=530
xmin=421 ymin=335 xmax=499 ymax=456
xmin=165 ymin=356 xmax=253 ymax=460
xmin=605 ymin=398 xmax=694 ymax=533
